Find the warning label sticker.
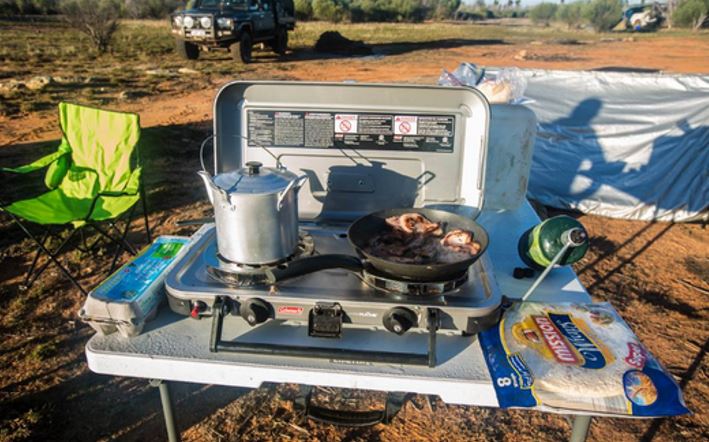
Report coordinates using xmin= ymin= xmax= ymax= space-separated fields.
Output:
xmin=247 ymin=110 xmax=455 ymax=153
xmin=394 ymin=115 xmax=418 ymax=135
xmin=334 ymin=114 xmax=358 ymax=134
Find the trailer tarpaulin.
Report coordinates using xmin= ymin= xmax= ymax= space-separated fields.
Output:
xmin=521 ymin=69 xmax=709 ymax=222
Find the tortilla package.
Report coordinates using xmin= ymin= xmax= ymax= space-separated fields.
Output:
xmin=479 ymin=302 xmax=689 ymax=417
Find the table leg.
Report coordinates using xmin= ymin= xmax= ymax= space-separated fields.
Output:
xmin=150 ymin=379 xmax=180 ymax=442
xmin=570 ymin=415 xmax=592 ymax=442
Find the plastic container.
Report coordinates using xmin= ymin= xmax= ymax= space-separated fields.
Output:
xmin=79 ymin=236 xmax=189 ymax=337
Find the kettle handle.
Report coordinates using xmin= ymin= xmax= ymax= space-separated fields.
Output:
xmin=277 ymin=175 xmax=309 ymax=210
xmin=199 ymin=135 xmax=215 ymax=173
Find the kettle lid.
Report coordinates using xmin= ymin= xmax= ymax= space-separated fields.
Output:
xmin=212 ymin=161 xmax=297 ymax=194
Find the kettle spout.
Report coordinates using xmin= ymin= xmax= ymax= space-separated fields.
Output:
xmin=197 ymin=171 xmax=217 ymax=205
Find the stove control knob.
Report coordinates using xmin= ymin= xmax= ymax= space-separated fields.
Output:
xmin=240 ymin=299 xmax=270 ymax=326
xmin=383 ymin=307 xmax=417 ymax=335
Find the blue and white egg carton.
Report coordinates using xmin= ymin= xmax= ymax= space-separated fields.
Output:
xmin=79 ymin=235 xmax=190 ymax=337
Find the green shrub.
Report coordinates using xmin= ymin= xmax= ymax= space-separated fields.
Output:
xmin=529 ymin=2 xmax=558 ymax=25
xmin=672 ymin=0 xmax=709 ymax=29
xmin=583 ymin=0 xmax=622 ymax=31
xmin=125 ymin=0 xmax=180 ymax=18
xmin=397 ymin=0 xmax=430 ymax=21
xmin=6 ymin=0 xmax=58 ymax=14
xmin=349 ymin=0 xmax=430 ymax=22
xmin=433 ymin=0 xmax=461 ymax=19
xmin=312 ymin=0 xmax=346 ymax=22
xmin=60 ymin=0 xmax=122 ymax=53
xmin=555 ymin=2 xmax=584 ymax=28
xmin=294 ymin=0 xmax=313 ymax=20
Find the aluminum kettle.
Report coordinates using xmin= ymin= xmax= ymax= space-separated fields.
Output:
xmin=198 ymin=161 xmax=307 ymax=265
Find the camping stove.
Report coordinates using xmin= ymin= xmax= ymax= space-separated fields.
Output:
xmin=166 ymin=224 xmax=501 ymax=366
xmin=165 ymin=81 xmax=499 ymax=366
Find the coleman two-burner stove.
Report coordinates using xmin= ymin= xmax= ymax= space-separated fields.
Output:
xmin=165 ymin=81 xmax=502 ymax=367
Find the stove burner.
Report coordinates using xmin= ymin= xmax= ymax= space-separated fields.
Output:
xmin=208 ymin=233 xmax=315 ymax=286
xmin=362 ymin=268 xmax=469 ymax=296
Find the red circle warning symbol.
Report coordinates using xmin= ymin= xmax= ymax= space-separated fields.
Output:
xmin=339 ymin=120 xmax=352 ymax=132
xmin=399 ymin=121 xmax=411 ymax=134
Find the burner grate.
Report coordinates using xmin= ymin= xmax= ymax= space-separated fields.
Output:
xmin=208 ymin=233 xmax=315 ymax=286
xmin=361 ymin=269 xmax=469 ymax=296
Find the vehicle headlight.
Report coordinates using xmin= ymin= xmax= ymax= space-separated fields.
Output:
xmin=200 ymin=17 xmax=212 ymax=29
xmin=217 ymin=17 xmax=233 ymax=28
xmin=183 ymin=16 xmax=194 ymax=29
xmin=173 ymin=15 xmax=183 ymax=27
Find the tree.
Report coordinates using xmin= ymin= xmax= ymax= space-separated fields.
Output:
xmin=312 ymin=0 xmax=346 ymax=22
xmin=529 ymin=2 xmax=558 ymax=25
xmin=60 ymin=0 xmax=122 ymax=54
xmin=672 ymin=0 xmax=709 ymax=29
xmin=556 ymin=2 xmax=584 ymax=28
xmin=433 ymin=0 xmax=461 ymax=19
xmin=294 ymin=0 xmax=313 ymax=20
xmin=124 ymin=0 xmax=180 ymax=18
xmin=583 ymin=0 xmax=623 ymax=31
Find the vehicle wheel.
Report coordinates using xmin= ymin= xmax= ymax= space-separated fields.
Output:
xmin=273 ymin=27 xmax=288 ymax=56
xmin=231 ymin=32 xmax=252 ymax=63
xmin=176 ymin=39 xmax=199 ymax=60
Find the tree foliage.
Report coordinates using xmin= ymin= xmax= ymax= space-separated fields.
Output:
xmin=294 ymin=0 xmax=313 ymax=20
xmin=60 ymin=0 xmax=122 ymax=53
xmin=529 ymin=2 xmax=558 ymax=25
xmin=555 ymin=1 xmax=584 ymax=28
xmin=583 ymin=0 xmax=622 ymax=31
xmin=433 ymin=0 xmax=461 ymax=19
xmin=672 ymin=0 xmax=709 ymax=29
xmin=312 ymin=0 xmax=346 ymax=21
xmin=124 ymin=0 xmax=180 ymax=19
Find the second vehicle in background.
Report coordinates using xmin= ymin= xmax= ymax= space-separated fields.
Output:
xmin=170 ymin=0 xmax=295 ymax=63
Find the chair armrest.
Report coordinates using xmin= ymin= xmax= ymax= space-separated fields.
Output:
xmin=123 ymin=166 xmax=142 ymax=195
xmin=99 ymin=166 xmax=142 ymax=197
xmin=1 ymin=147 xmax=69 ymax=175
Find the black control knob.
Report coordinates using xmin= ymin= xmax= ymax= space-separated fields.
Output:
xmin=245 ymin=161 xmax=262 ymax=175
xmin=383 ymin=307 xmax=418 ymax=335
xmin=240 ymin=298 xmax=270 ymax=326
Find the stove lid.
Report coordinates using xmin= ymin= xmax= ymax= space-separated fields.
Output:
xmin=212 ymin=162 xmax=297 ymax=195
xmin=212 ymin=82 xmax=490 ymax=222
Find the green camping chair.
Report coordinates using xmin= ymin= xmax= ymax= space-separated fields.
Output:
xmin=0 ymin=102 xmax=151 ymax=295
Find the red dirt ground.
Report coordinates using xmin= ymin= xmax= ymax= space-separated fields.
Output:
xmin=0 ymin=34 xmax=707 ymax=442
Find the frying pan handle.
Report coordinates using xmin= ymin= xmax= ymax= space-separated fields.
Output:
xmin=265 ymin=254 xmax=363 ymax=283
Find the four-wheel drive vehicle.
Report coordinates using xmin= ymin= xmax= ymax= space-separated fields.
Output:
xmin=170 ymin=0 xmax=295 ymax=63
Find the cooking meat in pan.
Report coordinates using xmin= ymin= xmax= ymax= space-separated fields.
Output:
xmin=386 ymin=213 xmax=443 ymax=236
xmin=441 ymin=229 xmax=482 ymax=255
xmin=369 ymin=213 xmax=482 ymax=264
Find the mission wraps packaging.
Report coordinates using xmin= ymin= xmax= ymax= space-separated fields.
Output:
xmin=479 ymin=302 xmax=689 ymax=417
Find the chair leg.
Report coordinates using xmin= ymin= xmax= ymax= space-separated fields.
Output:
xmin=24 ymin=228 xmax=81 ymax=291
xmin=140 ymin=185 xmax=152 ymax=243
xmin=7 ymin=214 xmax=87 ymax=296
xmin=24 ymin=230 xmax=50 ymax=287
xmin=90 ymin=222 xmax=137 ymax=256
xmin=107 ymin=208 xmax=136 ymax=274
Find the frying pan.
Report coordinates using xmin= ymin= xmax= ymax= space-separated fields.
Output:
xmin=267 ymin=208 xmax=489 ymax=283
xmin=348 ymin=208 xmax=489 ymax=281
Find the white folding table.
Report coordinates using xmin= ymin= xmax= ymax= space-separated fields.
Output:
xmin=86 ymin=203 xmax=597 ymax=441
